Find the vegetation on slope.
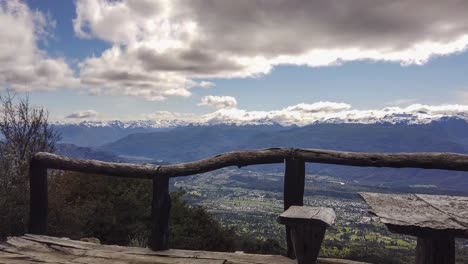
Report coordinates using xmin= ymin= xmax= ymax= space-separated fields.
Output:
xmin=47 ymin=171 xmax=282 ymax=253
xmin=1 ymin=93 xmax=467 ymax=263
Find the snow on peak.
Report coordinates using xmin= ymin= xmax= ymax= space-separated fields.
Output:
xmin=55 ymin=102 xmax=468 ymax=128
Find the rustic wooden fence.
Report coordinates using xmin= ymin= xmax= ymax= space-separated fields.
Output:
xmin=28 ymin=148 xmax=468 ymax=256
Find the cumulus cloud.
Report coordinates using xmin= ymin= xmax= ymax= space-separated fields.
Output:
xmin=143 ymin=111 xmax=197 ymax=122
xmin=198 ymin=81 xmax=215 ymax=88
xmin=386 ymin=98 xmax=419 ymax=106
xmin=73 ymin=0 xmax=468 ymax=100
xmin=142 ymin=102 xmax=468 ymax=126
xmin=0 ymin=0 xmax=77 ymax=91
xmin=65 ymin=110 xmax=99 ymax=119
xmin=283 ymin=102 xmax=351 ymax=113
xmin=198 ymin=95 xmax=237 ymax=109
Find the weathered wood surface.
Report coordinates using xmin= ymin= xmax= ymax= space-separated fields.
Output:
xmin=278 ymin=206 xmax=336 ymax=226
xmin=289 ymin=223 xmax=327 ymax=264
xmin=0 ymin=235 xmax=369 ymax=264
xmin=29 ymin=159 xmax=48 ymax=235
xmin=360 ymin=193 xmax=468 ymax=264
xmin=278 ymin=206 xmax=336 ymax=264
xmin=33 ymin=148 xmax=468 ymax=179
xmin=283 ymin=159 xmax=305 ymax=258
xmin=150 ymin=174 xmax=171 ymax=251
xmin=359 ymin=192 xmax=468 ymax=238
xmin=415 ymin=236 xmax=455 ymax=264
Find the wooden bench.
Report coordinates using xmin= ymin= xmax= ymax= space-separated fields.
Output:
xmin=360 ymin=192 xmax=468 ymax=264
xmin=277 ymin=206 xmax=336 ymax=264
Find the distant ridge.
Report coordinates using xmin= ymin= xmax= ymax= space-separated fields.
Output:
xmin=53 ymin=115 xmax=468 ymax=147
xmin=51 ymin=118 xmax=468 ymax=192
xmin=55 ymin=112 xmax=468 ymax=129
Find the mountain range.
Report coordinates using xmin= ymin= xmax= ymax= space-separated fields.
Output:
xmin=53 ymin=117 xmax=468 ymax=192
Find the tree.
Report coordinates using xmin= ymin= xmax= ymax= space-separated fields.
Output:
xmin=169 ymin=188 xmax=236 ymax=251
xmin=48 ymin=176 xmax=237 ymax=251
xmin=0 ymin=92 xmax=60 ymax=237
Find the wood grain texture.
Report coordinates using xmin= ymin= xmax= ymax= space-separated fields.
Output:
xmin=290 ymin=221 xmax=327 ymax=264
xmin=29 ymin=159 xmax=48 ymax=235
xmin=359 ymin=192 xmax=468 ymax=238
xmin=0 ymin=235 xmax=369 ymax=264
xmin=150 ymin=174 xmax=171 ymax=251
xmin=32 ymin=148 xmax=468 ymax=179
xmin=278 ymin=206 xmax=335 ymax=264
xmin=283 ymin=159 xmax=305 ymax=259
xmin=415 ymin=236 xmax=455 ymax=264
xmin=278 ymin=206 xmax=336 ymax=226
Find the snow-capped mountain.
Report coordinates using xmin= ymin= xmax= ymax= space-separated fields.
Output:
xmin=56 ymin=102 xmax=468 ymax=129
xmin=53 ymin=115 xmax=468 ymax=192
xmin=55 ymin=110 xmax=468 ymax=129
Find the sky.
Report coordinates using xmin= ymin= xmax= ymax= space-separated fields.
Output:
xmin=1 ymin=0 xmax=468 ymax=124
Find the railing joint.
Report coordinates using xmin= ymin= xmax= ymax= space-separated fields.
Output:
xmin=289 ymin=148 xmax=299 ymax=160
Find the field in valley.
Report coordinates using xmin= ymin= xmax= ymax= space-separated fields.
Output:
xmin=172 ymin=168 xmax=468 ymax=263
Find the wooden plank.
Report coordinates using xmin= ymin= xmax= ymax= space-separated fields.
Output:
xmin=0 ymin=236 xmax=368 ymax=264
xmin=29 ymin=159 xmax=48 ymax=235
xmin=318 ymin=259 xmax=369 ymax=264
xmin=415 ymin=194 xmax=468 ymax=228
xmin=283 ymin=159 xmax=305 ymax=259
xmin=1 ymin=237 xmax=79 ymax=264
xmin=149 ymin=249 xmax=295 ymax=264
xmin=278 ymin=206 xmax=336 ymax=226
xmin=32 ymin=148 xmax=468 ymax=179
xmin=21 ymin=234 xmax=95 ymax=250
xmin=150 ymin=174 xmax=171 ymax=251
xmin=1 ymin=236 xmax=223 ymax=264
xmin=151 ymin=249 xmax=368 ymax=264
xmin=359 ymin=192 xmax=468 ymax=238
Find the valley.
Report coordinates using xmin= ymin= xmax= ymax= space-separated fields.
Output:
xmin=52 ymin=119 xmax=468 ymax=262
xmin=171 ymin=168 xmax=468 ymax=263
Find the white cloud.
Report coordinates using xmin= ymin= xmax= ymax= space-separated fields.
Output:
xmin=198 ymin=81 xmax=215 ymax=88
xmin=397 ymin=104 xmax=468 ymax=115
xmin=143 ymin=110 xmax=197 ymax=121
xmin=65 ymin=109 xmax=99 ymax=119
xmin=73 ymin=0 xmax=468 ymax=101
xmin=283 ymin=102 xmax=351 ymax=113
xmin=0 ymin=0 xmax=78 ymax=91
xmin=386 ymin=98 xmax=419 ymax=106
xmin=198 ymin=95 xmax=237 ymax=109
xmin=143 ymin=102 xmax=468 ymax=126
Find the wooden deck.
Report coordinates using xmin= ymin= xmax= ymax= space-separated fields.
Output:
xmin=0 ymin=235 xmax=367 ymax=264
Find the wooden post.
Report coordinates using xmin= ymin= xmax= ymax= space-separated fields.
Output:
xmin=290 ymin=222 xmax=327 ymax=264
xmin=283 ymin=159 xmax=305 ymax=259
xmin=415 ymin=236 xmax=455 ymax=264
xmin=29 ymin=158 xmax=48 ymax=234
xmin=150 ymin=174 xmax=171 ymax=251
xmin=278 ymin=206 xmax=336 ymax=264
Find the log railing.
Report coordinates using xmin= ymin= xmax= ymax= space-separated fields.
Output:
xmin=28 ymin=148 xmax=468 ymax=255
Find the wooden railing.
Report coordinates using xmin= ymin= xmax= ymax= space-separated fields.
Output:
xmin=28 ymin=148 xmax=468 ymax=256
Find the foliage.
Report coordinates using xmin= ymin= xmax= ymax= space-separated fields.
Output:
xmin=48 ymin=172 xmax=152 ymax=245
xmin=169 ymin=188 xmax=236 ymax=251
xmin=47 ymin=172 xmax=283 ymax=254
xmin=0 ymin=92 xmax=60 ymax=237
xmin=0 ymin=99 xmax=284 ymax=254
